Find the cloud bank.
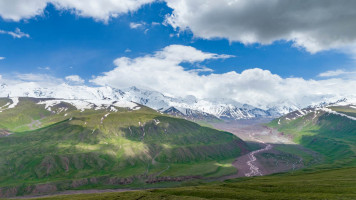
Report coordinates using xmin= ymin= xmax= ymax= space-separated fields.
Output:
xmin=0 ymin=45 xmax=354 ymax=109
xmin=165 ymin=0 xmax=356 ymax=53
xmin=0 ymin=0 xmax=154 ymax=22
xmin=91 ymin=45 xmax=356 ymax=108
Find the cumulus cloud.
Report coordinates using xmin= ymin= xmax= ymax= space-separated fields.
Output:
xmin=0 ymin=28 xmax=29 ymax=38
xmin=165 ymin=0 xmax=356 ymax=53
xmin=91 ymin=45 xmax=356 ymax=108
xmin=0 ymin=57 xmax=5 ymax=60
xmin=91 ymin=45 xmax=232 ymax=96
xmin=0 ymin=0 xmax=154 ymax=22
xmin=65 ymin=75 xmax=84 ymax=84
xmin=0 ymin=0 xmax=48 ymax=21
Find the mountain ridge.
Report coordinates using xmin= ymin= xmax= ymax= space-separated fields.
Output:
xmin=1 ymin=82 xmax=354 ymax=121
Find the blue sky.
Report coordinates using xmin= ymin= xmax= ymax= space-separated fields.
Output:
xmin=0 ymin=1 xmax=354 ymax=82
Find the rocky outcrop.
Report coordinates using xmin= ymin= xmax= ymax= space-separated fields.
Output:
xmin=0 ymin=129 xmax=12 ymax=137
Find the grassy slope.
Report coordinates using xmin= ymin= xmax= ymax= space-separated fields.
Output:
xmin=268 ymin=106 xmax=356 ymax=169
xmin=16 ymin=167 xmax=356 ymax=200
xmin=0 ymin=98 xmax=245 ymax=193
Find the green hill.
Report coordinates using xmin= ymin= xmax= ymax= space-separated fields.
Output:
xmin=268 ymin=105 xmax=356 ymax=169
xmin=0 ymin=98 xmax=247 ymax=197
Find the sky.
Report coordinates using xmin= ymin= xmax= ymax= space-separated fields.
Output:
xmin=0 ymin=0 xmax=355 ymax=107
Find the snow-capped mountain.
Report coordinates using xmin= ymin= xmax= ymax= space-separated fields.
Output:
xmin=1 ymin=82 xmax=353 ymax=121
xmin=116 ymin=86 xmax=279 ymax=120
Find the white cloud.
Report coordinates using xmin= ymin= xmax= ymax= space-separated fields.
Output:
xmin=3 ymin=0 xmax=356 ymax=56
xmin=38 ymin=66 xmax=51 ymax=70
xmin=91 ymin=45 xmax=356 ymax=109
xmin=15 ymin=73 xmax=63 ymax=85
xmin=0 ymin=57 xmax=5 ymax=60
xmin=91 ymin=45 xmax=233 ymax=95
xmin=130 ymin=21 xmax=165 ymax=34
xmin=0 ymin=28 xmax=29 ymax=38
xmin=0 ymin=0 xmax=48 ymax=22
xmin=65 ymin=75 xmax=84 ymax=84
xmin=318 ymin=69 xmax=356 ymax=78
xmin=0 ymin=0 xmax=154 ymax=22
xmin=0 ymin=73 xmax=65 ymax=90
xmin=0 ymin=45 xmax=354 ymax=109
xmin=319 ymin=70 xmax=347 ymax=77
xmin=165 ymin=0 xmax=356 ymax=53
xmin=189 ymin=65 xmax=214 ymax=73
xmin=129 ymin=22 xmax=144 ymax=29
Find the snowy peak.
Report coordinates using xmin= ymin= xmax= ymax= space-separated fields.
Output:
xmin=0 ymin=82 xmax=320 ymax=120
xmin=118 ymin=87 xmax=278 ymax=120
xmin=163 ymin=106 xmax=219 ymax=122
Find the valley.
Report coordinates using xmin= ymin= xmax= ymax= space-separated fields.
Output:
xmin=214 ymin=119 xmax=318 ymax=180
xmin=0 ymin=97 xmax=355 ymax=199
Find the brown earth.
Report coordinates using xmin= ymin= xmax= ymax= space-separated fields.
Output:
xmin=213 ymin=119 xmax=311 ymax=181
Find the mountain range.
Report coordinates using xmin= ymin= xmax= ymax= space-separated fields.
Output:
xmin=1 ymin=82 xmax=354 ymax=121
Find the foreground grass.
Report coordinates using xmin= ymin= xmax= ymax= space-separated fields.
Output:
xmin=13 ymin=167 xmax=356 ymax=200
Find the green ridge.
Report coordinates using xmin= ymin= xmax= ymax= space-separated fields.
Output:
xmin=268 ymin=106 xmax=356 ymax=169
xmin=0 ymin=98 xmax=246 ymax=196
